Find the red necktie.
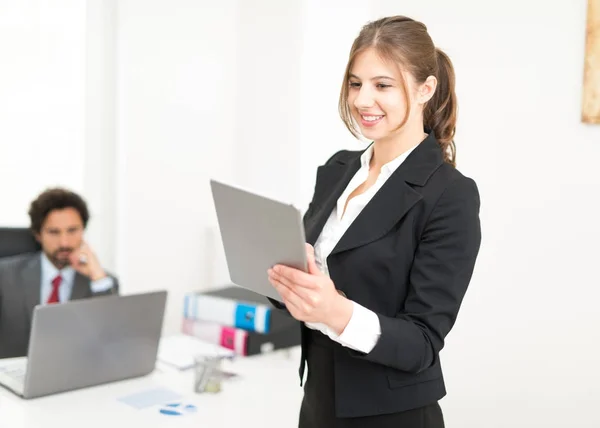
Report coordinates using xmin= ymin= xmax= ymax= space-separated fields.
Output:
xmin=47 ymin=274 xmax=62 ymax=304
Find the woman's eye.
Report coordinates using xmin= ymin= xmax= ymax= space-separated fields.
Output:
xmin=377 ymin=83 xmax=391 ymax=89
xmin=349 ymin=82 xmax=361 ymax=88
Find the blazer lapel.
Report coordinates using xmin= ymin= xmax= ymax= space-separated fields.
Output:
xmin=330 ymin=134 xmax=445 ymax=256
xmin=331 ymin=179 xmax=422 ymax=255
xmin=70 ymin=274 xmax=91 ymax=300
xmin=22 ymin=255 xmax=42 ymax=320
xmin=305 ymin=155 xmax=361 ymax=245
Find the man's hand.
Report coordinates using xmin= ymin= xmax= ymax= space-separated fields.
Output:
xmin=68 ymin=241 xmax=106 ymax=281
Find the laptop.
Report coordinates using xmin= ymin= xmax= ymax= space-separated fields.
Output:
xmin=0 ymin=290 xmax=167 ymax=399
xmin=209 ymin=179 xmax=308 ymax=302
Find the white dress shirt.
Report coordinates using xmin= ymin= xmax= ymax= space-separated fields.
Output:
xmin=305 ymin=142 xmax=418 ymax=354
xmin=40 ymin=252 xmax=114 ymax=304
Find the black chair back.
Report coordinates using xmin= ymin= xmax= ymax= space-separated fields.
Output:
xmin=0 ymin=227 xmax=41 ymax=259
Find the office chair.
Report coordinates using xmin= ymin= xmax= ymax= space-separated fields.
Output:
xmin=0 ymin=227 xmax=41 ymax=259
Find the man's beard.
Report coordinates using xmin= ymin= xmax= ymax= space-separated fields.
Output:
xmin=48 ymin=247 xmax=74 ymax=269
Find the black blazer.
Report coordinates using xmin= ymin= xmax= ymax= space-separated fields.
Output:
xmin=276 ymin=133 xmax=481 ymax=418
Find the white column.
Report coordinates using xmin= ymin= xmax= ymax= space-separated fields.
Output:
xmin=84 ymin=0 xmax=118 ymax=271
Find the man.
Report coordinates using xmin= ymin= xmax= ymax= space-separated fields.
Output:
xmin=0 ymin=188 xmax=119 ymax=358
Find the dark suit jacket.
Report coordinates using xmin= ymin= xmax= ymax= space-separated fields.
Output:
xmin=274 ymin=133 xmax=481 ymax=418
xmin=0 ymin=252 xmax=119 ymax=359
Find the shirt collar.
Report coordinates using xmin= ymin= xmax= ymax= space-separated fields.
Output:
xmin=41 ymin=252 xmax=76 ymax=284
xmin=360 ymin=142 xmax=419 ymax=178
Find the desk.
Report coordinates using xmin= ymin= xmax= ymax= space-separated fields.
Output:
xmin=0 ymin=345 xmax=304 ymax=427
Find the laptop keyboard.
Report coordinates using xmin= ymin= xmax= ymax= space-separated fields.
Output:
xmin=0 ymin=363 xmax=26 ymax=382
xmin=0 ymin=360 xmax=27 ymax=395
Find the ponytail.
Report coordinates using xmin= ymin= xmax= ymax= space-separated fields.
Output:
xmin=425 ymin=48 xmax=457 ymax=167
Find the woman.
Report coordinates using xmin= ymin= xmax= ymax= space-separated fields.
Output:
xmin=267 ymin=15 xmax=481 ymax=428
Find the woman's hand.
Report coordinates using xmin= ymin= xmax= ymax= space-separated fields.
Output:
xmin=267 ymin=244 xmax=353 ymax=335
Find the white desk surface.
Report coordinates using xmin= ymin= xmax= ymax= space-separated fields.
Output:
xmin=0 ymin=342 xmax=304 ymax=427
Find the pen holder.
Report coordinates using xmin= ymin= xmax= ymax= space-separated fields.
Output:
xmin=193 ymin=355 xmax=224 ymax=394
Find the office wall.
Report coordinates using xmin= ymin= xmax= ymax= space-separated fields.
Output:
xmin=233 ymin=0 xmax=304 ymax=203
xmin=0 ymin=1 xmax=86 ymax=224
xmin=115 ymin=0 xmax=239 ymax=334
xmin=0 ymin=0 xmax=116 ymax=270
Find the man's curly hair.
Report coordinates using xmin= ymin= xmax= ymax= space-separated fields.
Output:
xmin=28 ymin=188 xmax=89 ymax=234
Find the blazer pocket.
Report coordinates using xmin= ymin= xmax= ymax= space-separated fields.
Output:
xmin=386 ymin=365 xmax=442 ymax=389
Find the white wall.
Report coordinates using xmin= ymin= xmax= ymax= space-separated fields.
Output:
xmin=0 ymin=0 xmax=117 ymax=271
xmin=115 ymin=0 xmax=239 ymax=334
xmin=0 ymin=0 xmax=86 ymax=223
xmin=234 ymin=0 xmax=304 ymax=203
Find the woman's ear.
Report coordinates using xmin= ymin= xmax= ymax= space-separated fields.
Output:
xmin=418 ymin=75 xmax=437 ymax=104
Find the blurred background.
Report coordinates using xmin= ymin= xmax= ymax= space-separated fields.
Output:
xmin=1 ymin=0 xmax=599 ymax=426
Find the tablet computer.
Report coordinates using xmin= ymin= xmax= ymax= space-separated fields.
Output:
xmin=209 ymin=179 xmax=307 ymax=302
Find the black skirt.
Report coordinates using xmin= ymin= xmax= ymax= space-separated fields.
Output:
xmin=298 ymin=329 xmax=445 ymax=428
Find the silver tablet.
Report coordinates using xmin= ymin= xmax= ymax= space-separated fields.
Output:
xmin=209 ymin=179 xmax=307 ymax=302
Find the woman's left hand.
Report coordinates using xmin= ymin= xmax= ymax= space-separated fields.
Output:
xmin=267 ymin=244 xmax=353 ymax=334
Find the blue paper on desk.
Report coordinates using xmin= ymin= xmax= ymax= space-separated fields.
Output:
xmin=118 ymin=387 xmax=182 ymax=410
